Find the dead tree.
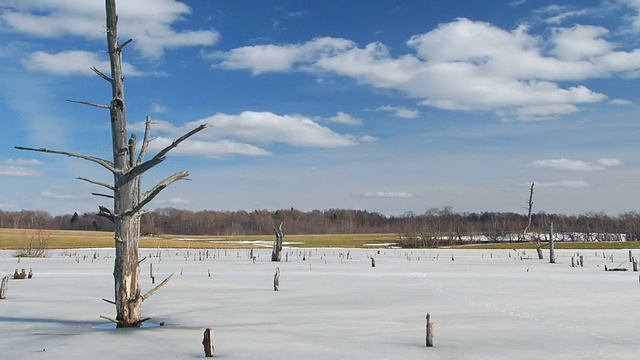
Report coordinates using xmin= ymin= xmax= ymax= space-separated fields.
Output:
xmin=16 ymin=0 xmax=205 ymax=327
xmin=202 ymin=327 xmax=215 ymax=357
xmin=0 ymin=276 xmax=8 ymax=299
xmin=425 ymin=313 xmax=434 ymax=347
xmin=272 ymin=221 xmax=284 ymax=262
xmin=273 ymin=267 xmax=281 ymax=291
xmin=549 ymin=222 xmax=555 ymax=264
xmin=523 ymin=183 xmax=543 ymax=259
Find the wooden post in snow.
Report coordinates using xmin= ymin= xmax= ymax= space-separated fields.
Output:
xmin=549 ymin=222 xmax=555 ymax=264
xmin=0 ymin=276 xmax=8 ymax=299
xmin=371 ymin=257 xmax=376 ymax=267
xmin=629 ymin=250 xmax=633 ymax=263
xmin=150 ymin=262 xmax=155 ymax=284
xmin=202 ymin=327 xmax=215 ymax=357
xmin=273 ymin=267 xmax=280 ymax=291
xmin=426 ymin=313 xmax=434 ymax=347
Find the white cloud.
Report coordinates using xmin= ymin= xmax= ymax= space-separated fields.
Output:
xmin=151 ymin=103 xmax=168 ymax=113
xmin=5 ymin=158 xmax=43 ymax=165
xmin=597 ymin=158 xmax=623 ymax=167
xmin=0 ymin=165 xmax=40 ymax=176
xmin=324 ymin=112 xmax=362 ymax=125
xmin=192 ymin=111 xmax=364 ymax=148
xmin=147 ymin=137 xmax=272 ymax=158
xmin=531 ymin=158 xmax=623 ymax=171
xmin=155 ymin=197 xmax=190 ymax=205
xmin=363 ymin=192 xmax=415 ymax=199
xmin=550 ymin=25 xmax=612 ymax=61
xmin=609 ymin=98 xmax=632 ymax=105
xmin=132 ymin=111 xmax=372 ymax=158
xmin=374 ymin=105 xmax=419 ymax=119
xmin=211 ymin=17 xmax=640 ymax=121
xmin=22 ymin=50 xmax=142 ymax=76
xmin=0 ymin=0 xmax=219 ymax=58
xmin=211 ymin=37 xmax=354 ymax=75
xmin=41 ymin=191 xmax=86 ymax=200
xmin=534 ymin=180 xmax=591 ymax=189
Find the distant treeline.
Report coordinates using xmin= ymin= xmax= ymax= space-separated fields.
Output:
xmin=2 ymin=207 xmax=639 ymax=242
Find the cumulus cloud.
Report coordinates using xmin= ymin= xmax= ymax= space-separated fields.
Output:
xmin=531 ymin=158 xmax=623 ymax=171
xmin=22 ymin=50 xmax=142 ymax=76
xmin=0 ymin=0 xmax=219 ymax=58
xmin=211 ymin=17 xmax=640 ymax=121
xmin=363 ymin=192 xmax=415 ymax=199
xmin=374 ymin=105 xmax=419 ymax=119
xmin=210 ymin=37 xmax=355 ymax=75
xmin=0 ymin=165 xmax=40 ymax=176
xmin=132 ymin=111 xmax=373 ymax=158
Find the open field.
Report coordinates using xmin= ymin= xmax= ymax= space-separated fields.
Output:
xmin=1 ymin=247 xmax=639 ymax=359
xmin=1 ymin=228 xmax=638 ymax=251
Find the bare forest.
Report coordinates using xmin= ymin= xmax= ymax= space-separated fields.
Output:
xmin=3 ymin=207 xmax=639 ymax=245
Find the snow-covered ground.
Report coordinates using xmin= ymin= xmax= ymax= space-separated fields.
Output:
xmin=1 ymin=247 xmax=638 ymax=359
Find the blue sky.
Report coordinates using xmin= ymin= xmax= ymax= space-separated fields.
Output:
xmin=1 ymin=0 xmax=639 ymax=217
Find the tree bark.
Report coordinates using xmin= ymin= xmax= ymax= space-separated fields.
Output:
xmin=202 ymin=327 xmax=215 ymax=357
xmin=549 ymin=222 xmax=555 ymax=264
xmin=273 ymin=267 xmax=280 ymax=291
xmin=523 ymin=183 xmax=543 ymax=259
xmin=0 ymin=276 xmax=8 ymax=299
xmin=272 ymin=222 xmax=284 ymax=262
xmin=426 ymin=313 xmax=434 ymax=347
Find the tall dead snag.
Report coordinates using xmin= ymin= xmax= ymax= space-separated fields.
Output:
xmin=16 ymin=0 xmax=205 ymax=327
xmin=272 ymin=221 xmax=284 ymax=261
xmin=523 ymin=183 xmax=543 ymax=259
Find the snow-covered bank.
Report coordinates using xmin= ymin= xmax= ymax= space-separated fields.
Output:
xmin=1 ymin=248 xmax=638 ymax=359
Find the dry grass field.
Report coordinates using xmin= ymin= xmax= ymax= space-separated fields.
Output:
xmin=0 ymin=229 xmax=399 ymax=250
xmin=1 ymin=228 xmax=637 ymax=251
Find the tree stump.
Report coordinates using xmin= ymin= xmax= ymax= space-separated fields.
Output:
xmin=202 ymin=327 xmax=215 ymax=357
xmin=0 ymin=276 xmax=8 ymax=299
xmin=426 ymin=313 xmax=434 ymax=347
xmin=371 ymin=257 xmax=376 ymax=267
xmin=274 ymin=267 xmax=280 ymax=291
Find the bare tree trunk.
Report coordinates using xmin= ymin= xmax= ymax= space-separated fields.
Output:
xmin=17 ymin=0 xmax=204 ymax=327
xmin=549 ymin=221 xmax=555 ymax=264
xmin=0 ymin=276 xmax=8 ymax=299
xmin=523 ymin=183 xmax=543 ymax=259
xmin=272 ymin=222 xmax=284 ymax=262
xmin=426 ymin=313 xmax=434 ymax=347
xmin=202 ymin=327 xmax=215 ymax=357
xmin=273 ymin=267 xmax=280 ymax=291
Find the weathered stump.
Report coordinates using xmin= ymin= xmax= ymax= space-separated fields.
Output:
xmin=274 ymin=267 xmax=280 ymax=291
xmin=0 ymin=276 xmax=8 ymax=299
xmin=549 ymin=222 xmax=555 ymax=264
xmin=371 ymin=257 xmax=376 ymax=267
xmin=202 ymin=327 xmax=215 ymax=357
xmin=633 ymin=259 xmax=638 ymax=272
xmin=426 ymin=313 xmax=434 ymax=347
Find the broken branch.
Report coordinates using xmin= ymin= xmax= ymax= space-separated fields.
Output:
xmin=15 ymin=146 xmax=117 ymax=174
xmin=66 ymin=99 xmax=110 ymax=109
xmin=141 ymin=273 xmax=173 ymax=302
